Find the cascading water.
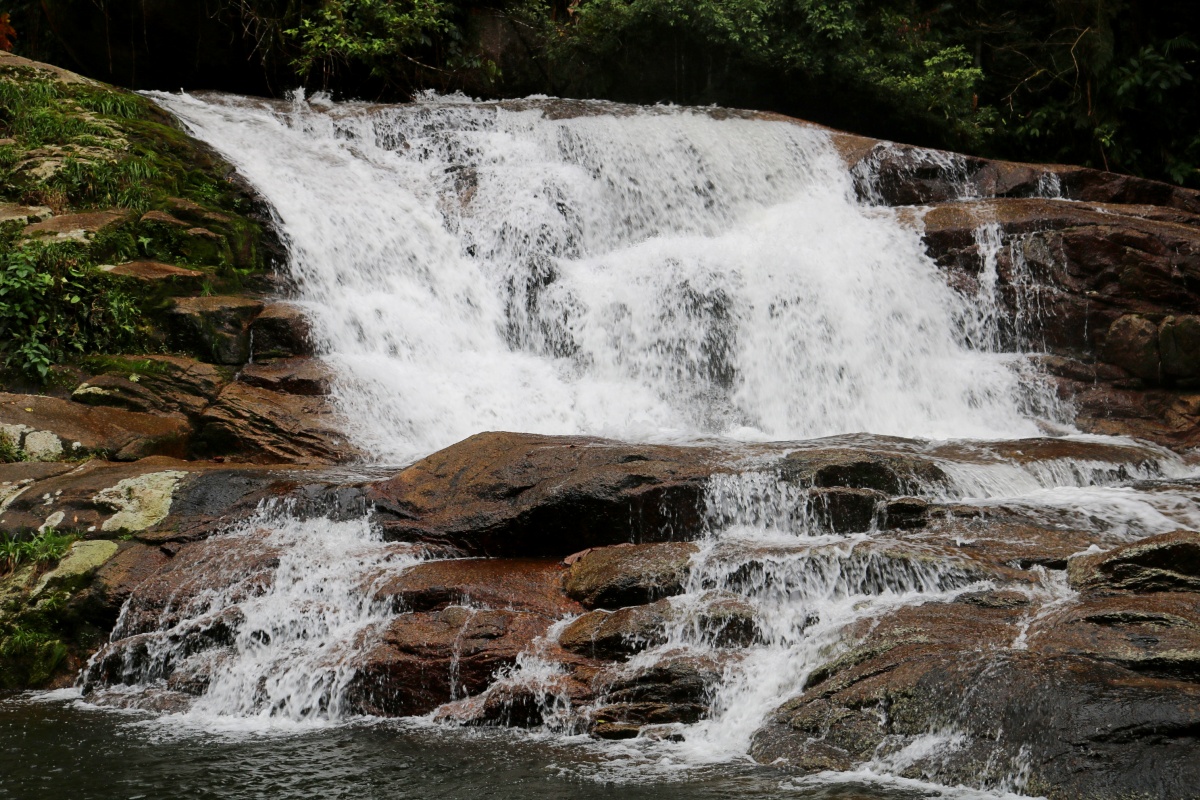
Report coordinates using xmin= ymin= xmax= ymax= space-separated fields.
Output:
xmin=75 ymin=91 xmax=1200 ymax=798
xmin=149 ymin=91 xmax=1062 ymax=459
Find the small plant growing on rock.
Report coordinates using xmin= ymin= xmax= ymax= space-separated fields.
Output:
xmin=0 ymin=528 xmax=75 ymax=575
xmin=0 ymin=428 xmax=24 ymax=462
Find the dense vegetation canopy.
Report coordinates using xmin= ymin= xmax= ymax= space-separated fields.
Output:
xmin=3 ymin=0 xmax=1199 ymax=187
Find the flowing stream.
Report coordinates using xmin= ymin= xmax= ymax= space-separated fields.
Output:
xmin=39 ymin=92 xmax=1200 ymax=798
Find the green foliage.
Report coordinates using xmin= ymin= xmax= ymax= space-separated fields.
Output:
xmin=0 ymin=623 xmax=69 ymax=688
xmin=0 ymin=429 xmax=24 ymax=462
xmin=0 ymin=238 xmax=145 ymax=379
xmin=559 ymin=0 xmax=992 ymax=147
xmin=288 ymin=0 xmax=454 ymax=82
xmin=0 ymin=528 xmax=75 ymax=575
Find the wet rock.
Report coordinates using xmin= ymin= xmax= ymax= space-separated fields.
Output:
xmin=836 ymin=136 xmax=1200 ymax=214
xmin=22 ymin=210 xmax=133 ymax=242
xmin=1033 ymin=592 xmax=1200 ymax=679
xmin=1068 ymin=531 xmax=1200 ymax=594
xmin=108 ymin=535 xmax=282 ymax=638
xmin=586 ymin=653 xmax=735 ymax=735
xmin=564 ymin=541 xmax=698 ymax=609
xmin=346 ymin=606 xmax=552 ymax=716
xmin=881 ymin=497 xmax=928 ymax=530
xmin=369 ymin=557 xmax=579 ymax=619
xmin=366 ymin=432 xmax=723 ymax=557
xmin=809 ymin=487 xmax=882 ymax=533
xmin=69 ymin=542 xmax=172 ymax=627
xmin=197 ymin=382 xmax=357 ymax=464
xmin=1103 ymin=315 xmax=1160 ymax=381
xmin=1159 ymin=315 xmax=1200 ymax=379
xmin=777 ymin=445 xmax=946 ymax=494
xmin=559 ymin=593 xmax=757 ymax=660
xmin=559 ymin=601 xmax=672 ymax=660
xmin=750 ymin=593 xmax=1200 ymax=799
xmin=590 ymin=721 xmax=642 ymax=739
xmin=71 ymin=356 xmax=231 ymax=419
xmin=251 ymin=303 xmax=314 ymax=359
xmin=0 ymin=393 xmax=190 ymax=461
xmin=238 ymin=358 xmax=332 ymax=396
xmin=100 ymin=260 xmax=205 ymax=292
xmin=167 ymin=296 xmax=265 ymax=365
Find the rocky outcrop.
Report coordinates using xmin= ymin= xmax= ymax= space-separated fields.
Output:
xmin=1068 ymin=530 xmax=1200 ymax=594
xmin=749 ymin=590 xmax=1200 ymax=799
xmin=366 ymin=432 xmax=726 ymax=557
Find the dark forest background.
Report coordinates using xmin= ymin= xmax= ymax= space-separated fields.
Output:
xmin=2 ymin=0 xmax=1197 ymax=186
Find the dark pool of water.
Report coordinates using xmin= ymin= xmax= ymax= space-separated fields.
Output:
xmin=0 ymin=693 xmax=965 ymax=800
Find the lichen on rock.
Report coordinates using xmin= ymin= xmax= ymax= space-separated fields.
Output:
xmin=94 ymin=469 xmax=188 ymax=532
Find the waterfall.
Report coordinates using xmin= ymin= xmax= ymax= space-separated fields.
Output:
xmin=84 ymin=91 xmax=1200 ymax=796
xmin=150 ymin=92 xmax=1061 ymax=461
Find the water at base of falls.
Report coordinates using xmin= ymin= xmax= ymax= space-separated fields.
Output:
xmin=47 ymin=92 xmax=1200 ymax=799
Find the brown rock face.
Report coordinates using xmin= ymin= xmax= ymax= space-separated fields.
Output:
xmin=369 ymin=557 xmax=580 ymax=619
xmin=749 ymin=590 xmax=1200 ymax=798
xmin=1068 ymin=530 xmax=1200 ymax=594
xmin=71 ymin=356 xmax=231 ymax=418
xmin=366 ymin=431 xmax=723 ymax=557
xmin=345 ymin=607 xmax=553 ymax=716
xmin=167 ymin=296 xmax=265 ymax=365
xmin=1160 ymin=315 xmax=1200 ymax=379
xmin=251 ymin=303 xmax=314 ymax=359
xmin=1103 ymin=315 xmax=1161 ymax=381
xmin=22 ymin=210 xmax=133 ymax=241
xmin=564 ymin=541 xmax=698 ymax=609
xmin=0 ymin=392 xmax=189 ymax=461
xmin=102 ymin=260 xmax=205 ymax=292
xmin=197 ymin=382 xmax=357 ymax=464
xmin=238 ymin=358 xmax=332 ymax=397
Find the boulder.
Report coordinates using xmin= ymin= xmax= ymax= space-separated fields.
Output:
xmin=559 ymin=600 xmax=672 ymax=660
xmin=167 ymin=296 xmax=264 ymax=365
xmin=69 ymin=542 xmax=173 ymax=627
xmin=587 ymin=652 xmax=736 ymax=735
xmin=776 ymin=446 xmax=947 ymax=495
xmin=251 ymin=303 xmax=314 ymax=359
xmin=564 ymin=541 xmax=698 ymax=609
xmin=197 ymin=382 xmax=358 ymax=464
xmin=71 ymin=356 xmax=231 ymax=419
xmin=0 ymin=393 xmax=190 ymax=461
xmin=1068 ymin=531 xmax=1200 ymax=594
xmin=366 ymin=432 xmax=724 ymax=557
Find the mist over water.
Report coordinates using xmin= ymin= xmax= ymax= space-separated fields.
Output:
xmin=152 ymin=92 xmax=1060 ymax=461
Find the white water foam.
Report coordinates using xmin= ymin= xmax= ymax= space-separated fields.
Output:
xmin=150 ymin=91 xmax=1057 ymax=461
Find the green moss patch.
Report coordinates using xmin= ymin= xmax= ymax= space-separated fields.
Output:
xmin=0 ymin=58 xmax=274 ymax=382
